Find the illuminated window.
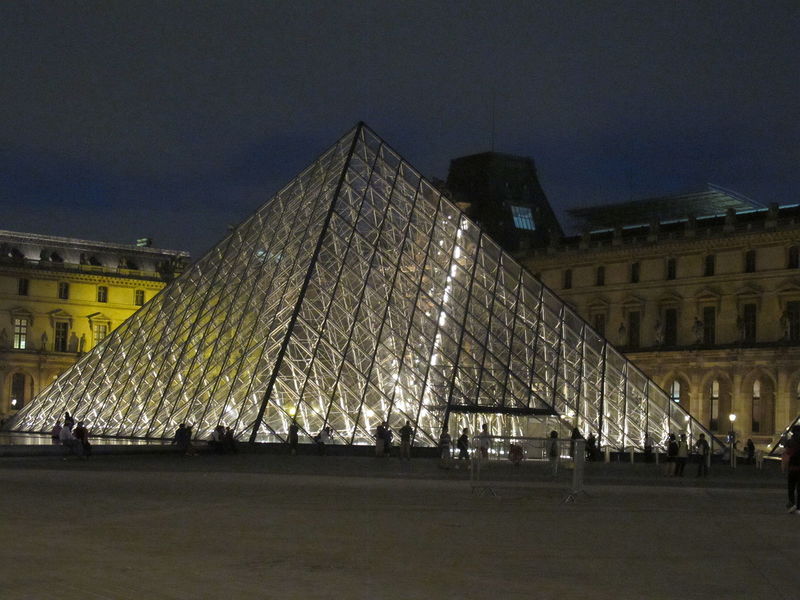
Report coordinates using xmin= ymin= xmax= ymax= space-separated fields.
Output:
xmin=54 ymin=322 xmax=69 ymax=352
xmin=669 ymin=380 xmax=680 ymax=403
xmin=596 ymin=266 xmax=605 ymax=286
xmin=510 ymin=206 xmax=536 ymax=230
xmin=745 ymin=250 xmax=756 ymax=273
xmin=134 ymin=289 xmax=145 ymax=306
xmin=752 ymin=380 xmax=761 ymax=433
xmin=58 ymin=282 xmax=69 ymax=300
xmin=13 ymin=318 xmax=28 ymax=349
xmin=10 ymin=373 xmax=26 ymax=410
xmin=18 ymin=278 xmax=28 ymax=296
xmin=97 ymin=286 xmax=108 ymax=303
xmin=710 ymin=380 xmax=720 ymax=430
xmin=704 ymin=255 xmax=715 ymax=276
xmin=93 ymin=323 xmax=108 ymax=346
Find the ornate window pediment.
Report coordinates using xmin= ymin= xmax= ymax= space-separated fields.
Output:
xmin=8 ymin=306 xmax=34 ymax=326
xmin=47 ymin=308 xmax=73 ymax=328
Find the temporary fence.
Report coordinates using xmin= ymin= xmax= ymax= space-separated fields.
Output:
xmin=465 ymin=435 xmax=586 ymax=501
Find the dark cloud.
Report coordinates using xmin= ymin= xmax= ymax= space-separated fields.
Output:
xmin=1 ymin=1 xmax=797 ymax=257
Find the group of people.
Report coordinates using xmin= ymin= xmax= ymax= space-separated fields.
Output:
xmin=437 ymin=426 xmax=472 ymax=468
xmin=664 ymin=432 xmax=710 ymax=476
xmin=51 ymin=411 xmax=91 ymax=458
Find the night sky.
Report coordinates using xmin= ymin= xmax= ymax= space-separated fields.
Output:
xmin=1 ymin=1 xmax=797 ymax=259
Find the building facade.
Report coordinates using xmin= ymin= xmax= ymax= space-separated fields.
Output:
xmin=0 ymin=230 xmax=188 ymax=420
xmin=522 ymin=204 xmax=800 ymax=446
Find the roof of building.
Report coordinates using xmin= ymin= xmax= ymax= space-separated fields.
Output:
xmin=566 ymin=184 xmax=765 ymax=233
xmin=0 ymin=230 xmax=189 ymax=258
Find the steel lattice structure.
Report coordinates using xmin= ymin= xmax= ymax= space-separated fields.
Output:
xmin=7 ymin=123 xmax=717 ymax=449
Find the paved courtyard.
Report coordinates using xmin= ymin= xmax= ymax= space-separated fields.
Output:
xmin=0 ymin=453 xmax=796 ymax=600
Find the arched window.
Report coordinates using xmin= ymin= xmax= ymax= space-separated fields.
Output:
xmin=710 ymin=380 xmax=720 ymax=430
xmin=10 ymin=373 xmax=26 ymax=411
xmin=669 ymin=380 xmax=681 ymax=403
xmin=752 ymin=380 xmax=761 ymax=432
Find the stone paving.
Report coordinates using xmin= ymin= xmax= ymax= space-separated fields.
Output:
xmin=0 ymin=452 xmax=796 ymax=600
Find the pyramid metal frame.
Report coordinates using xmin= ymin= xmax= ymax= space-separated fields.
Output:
xmin=7 ymin=123 xmax=721 ymax=451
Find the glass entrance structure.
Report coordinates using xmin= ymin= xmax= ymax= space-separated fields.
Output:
xmin=6 ymin=123 xmax=717 ymax=450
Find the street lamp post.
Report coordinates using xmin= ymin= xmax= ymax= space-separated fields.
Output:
xmin=729 ymin=413 xmax=737 ymax=468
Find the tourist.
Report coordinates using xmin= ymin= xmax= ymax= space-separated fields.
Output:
xmin=50 ymin=420 xmax=62 ymax=444
xmin=63 ymin=411 xmax=74 ymax=430
xmin=375 ymin=422 xmax=385 ymax=457
xmin=59 ymin=421 xmax=75 ymax=457
xmin=210 ymin=425 xmax=225 ymax=453
xmin=666 ymin=433 xmax=678 ymax=476
xmin=695 ymin=433 xmax=710 ymax=477
xmin=224 ymin=427 xmax=237 ymax=454
xmin=569 ymin=427 xmax=583 ymax=458
xmin=456 ymin=428 xmax=470 ymax=464
xmin=438 ymin=428 xmax=451 ymax=468
xmin=317 ymin=426 xmax=331 ymax=455
xmin=586 ymin=433 xmax=597 ymax=461
xmin=782 ymin=425 xmax=800 ymax=514
xmin=643 ymin=432 xmax=654 ymax=463
xmin=173 ymin=423 xmax=189 ymax=453
xmin=675 ymin=433 xmax=689 ymax=476
xmin=399 ymin=420 xmax=413 ymax=460
xmin=382 ymin=422 xmax=393 ymax=457
xmin=745 ymin=439 xmax=755 ymax=464
xmin=72 ymin=421 xmax=90 ymax=458
xmin=479 ymin=423 xmax=491 ymax=461
xmin=288 ymin=420 xmax=299 ymax=455
xmin=547 ymin=430 xmax=559 ymax=476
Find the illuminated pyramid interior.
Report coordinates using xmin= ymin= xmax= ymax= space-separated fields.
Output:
xmin=8 ymin=123 xmax=716 ymax=448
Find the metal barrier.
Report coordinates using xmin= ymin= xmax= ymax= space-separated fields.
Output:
xmin=467 ymin=435 xmax=587 ymax=502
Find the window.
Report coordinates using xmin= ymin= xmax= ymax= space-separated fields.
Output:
xmin=18 ymin=278 xmax=28 ymax=296
xmin=13 ymin=318 xmax=28 ymax=349
xmin=702 ymin=306 xmax=716 ymax=345
xmin=752 ymin=380 xmax=761 ymax=433
xmin=710 ymin=380 xmax=720 ymax=430
xmin=596 ymin=266 xmax=605 ymax=287
xmin=745 ymin=250 xmax=756 ymax=273
xmin=10 ymin=373 xmax=26 ymax=410
xmin=630 ymin=262 xmax=640 ymax=284
xmin=54 ymin=322 xmax=69 ymax=352
xmin=563 ymin=269 xmax=572 ymax=290
xmin=134 ymin=289 xmax=145 ymax=306
xmin=593 ymin=314 xmax=606 ymax=337
xmin=789 ymin=246 xmax=799 ymax=269
xmin=669 ymin=381 xmax=681 ymax=403
xmin=93 ymin=323 xmax=108 ymax=346
xmin=627 ymin=311 xmax=640 ymax=348
xmin=742 ymin=303 xmax=757 ymax=343
xmin=97 ymin=286 xmax=108 ymax=303
xmin=510 ymin=205 xmax=536 ymax=230
xmin=666 ymin=258 xmax=676 ymax=280
xmin=664 ymin=308 xmax=678 ymax=346
xmin=58 ymin=282 xmax=70 ymax=300
xmin=704 ymin=254 xmax=715 ymax=277
xmin=787 ymin=301 xmax=800 ymax=342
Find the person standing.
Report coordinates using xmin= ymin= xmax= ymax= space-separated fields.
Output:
xmin=782 ymin=426 xmax=800 ymax=513
xmin=643 ymin=432 xmax=654 ymax=463
xmin=456 ymin=428 xmax=470 ymax=464
xmin=478 ymin=424 xmax=491 ymax=461
xmin=745 ymin=439 xmax=756 ymax=465
xmin=50 ymin=420 xmax=62 ymax=444
xmin=399 ymin=420 xmax=413 ymax=460
xmin=288 ymin=420 xmax=299 ymax=455
xmin=375 ymin=422 xmax=385 ymax=457
xmin=548 ymin=430 xmax=560 ymax=476
xmin=439 ymin=428 xmax=452 ymax=468
xmin=675 ymin=433 xmax=689 ymax=476
xmin=569 ymin=427 xmax=583 ymax=459
xmin=666 ymin=433 xmax=678 ymax=476
xmin=695 ymin=433 xmax=710 ymax=477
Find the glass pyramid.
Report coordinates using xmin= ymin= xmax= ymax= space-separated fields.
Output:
xmin=7 ymin=123 xmax=717 ymax=450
